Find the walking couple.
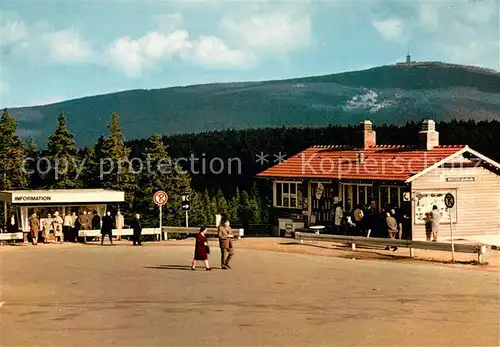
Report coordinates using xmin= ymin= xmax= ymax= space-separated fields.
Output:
xmin=190 ymin=219 xmax=235 ymax=271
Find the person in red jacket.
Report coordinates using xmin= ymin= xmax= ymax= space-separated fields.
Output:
xmin=191 ymin=227 xmax=211 ymax=271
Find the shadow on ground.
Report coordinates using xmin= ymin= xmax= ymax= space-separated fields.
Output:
xmin=144 ymin=265 xmax=223 ymax=271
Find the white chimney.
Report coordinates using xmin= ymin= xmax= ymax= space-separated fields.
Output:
xmin=359 ymin=120 xmax=376 ymax=149
xmin=419 ymin=120 xmax=439 ymax=150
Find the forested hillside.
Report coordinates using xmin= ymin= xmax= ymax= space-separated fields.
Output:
xmin=1 ymin=107 xmax=499 ymax=230
xmin=9 ymin=63 xmax=500 ymax=147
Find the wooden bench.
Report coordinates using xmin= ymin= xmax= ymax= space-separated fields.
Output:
xmin=0 ymin=232 xmax=24 ymax=245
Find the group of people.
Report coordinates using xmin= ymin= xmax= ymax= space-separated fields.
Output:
xmin=424 ymin=205 xmax=441 ymax=242
xmin=330 ymin=200 xmax=442 ymax=245
xmin=190 ymin=219 xmax=235 ymax=271
xmin=28 ymin=209 xmax=143 ymax=246
xmin=332 ymin=201 xmax=407 ymax=238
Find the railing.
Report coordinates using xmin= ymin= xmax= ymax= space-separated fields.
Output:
xmin=78 ymin=228 xmax=162 ymax=242
xmin=294 ymin=232 xmax=488 ymax=263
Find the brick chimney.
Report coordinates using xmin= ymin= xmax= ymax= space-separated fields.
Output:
xmin=419 ymin=120 xmax=439 ymax=150
xmin=358 ymin=120 xmax=376 ymax=149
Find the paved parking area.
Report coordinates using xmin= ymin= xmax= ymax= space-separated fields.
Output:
xmin=1 ymin=242 xmax=499 ymax=346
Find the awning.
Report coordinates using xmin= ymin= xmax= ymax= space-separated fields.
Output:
xmin=0 ymin=189 xmax=125 ymax=205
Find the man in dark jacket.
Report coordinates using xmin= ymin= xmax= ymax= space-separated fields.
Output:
xmin=100 ymin=211 xmax=113 ymax=245
xmin=130 ymin=214 xmax=142 ymax=246
xmin=91 ymin=210 xmax=101 ymax=230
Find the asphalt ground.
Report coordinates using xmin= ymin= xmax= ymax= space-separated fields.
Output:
xmin=1 ymin=240 xmax=499 ymax=346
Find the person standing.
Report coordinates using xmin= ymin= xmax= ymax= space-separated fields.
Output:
xmin=41 ymin=213 xmax=53 ymax=244
xmin=430 ymin=205 xmax=441 ymax=242
xmin=71 ymin=211 xmax=78 ymax=242
xmin=218 ymin=219 xmax=234 ymax=269
xmin=29 ymin=213 xmax=40 ymax=246
xmin=385 ymin=212 xmax=398 ymax=251
xmin=191 ymin=227 xmax=212 ymax=271
xmin=100 ymin=211 xmax=113 ymax=245
xmin=80 ymin=210 xmax=91 ymax=230
xmin=63 ymin=212 xmax=73 ymax=242
xmin=91 ymin=210 xmax=101 ymax=242
xmin=130 ymin=213 xmax=142 ymax=246
xmin=52 ymin=211 xmax=64 ymax=244
xmin=115 ymin=210 xmax=124 ymax=241
xmin=353 ymin=205 xmax=364 ymax=236
xmin=424 ymin=212 xmax=432 ymax=241
xmin=334 ymin=202 xmax=343 ymax=234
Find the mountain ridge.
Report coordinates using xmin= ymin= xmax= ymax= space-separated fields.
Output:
xmin=9 ymin=62 xmax=500 ymax=147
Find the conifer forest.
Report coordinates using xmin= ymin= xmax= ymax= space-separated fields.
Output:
xmin=1 ymin=108 xmax=499 ymax=229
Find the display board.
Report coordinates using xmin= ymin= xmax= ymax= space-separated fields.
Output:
xmin=414 ymin=190 xmax=457 ymax=224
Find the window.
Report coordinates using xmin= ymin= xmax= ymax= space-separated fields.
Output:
xmin=341 ymin=184 xmax=373 ymax=210
xmin=379 ymin=186 xmax=403 ymax=208
xmin=274 ymin=181 xmax=301 ymax=208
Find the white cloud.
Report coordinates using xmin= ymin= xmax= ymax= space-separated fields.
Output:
xmin=220 ymin=12 xmax=312 ymax=54
xmin=372 ymin=19 xmax=404 ymax=42
xmin=104 ymin=13 xmax=258 ymax=77
xmin=47 ymin=28 xmax=93 ymax=64
xmin=105 ymin=30 xmax=193 ymax=77
xmin=190 ymin=36 xmax=256 ymax=67
xmin=0 ymin=20 xmax=28 ymax=45
xmin=0 ymin=81 xmax=9 ymax=92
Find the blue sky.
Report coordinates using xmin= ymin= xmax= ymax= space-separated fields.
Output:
xmin=1 ymin=0 xmax=499 ymax=108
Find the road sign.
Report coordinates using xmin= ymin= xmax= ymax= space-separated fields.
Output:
xmin=444 ymin=193 xmax=455 ymax=208
xmin=403 ymin=192 xmax=411 ymax=202
xmin=153 ymin=191 xmax=168 ymax=206
xmin=182 ymin=193 xmax=190 ymax=211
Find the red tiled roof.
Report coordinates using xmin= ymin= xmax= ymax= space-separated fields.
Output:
xmin=257 ymin=145 xmax=467 ymax=181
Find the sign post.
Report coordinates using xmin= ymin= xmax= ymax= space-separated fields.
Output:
xmin=181 ymin=193 xmax=190 ymax=228
xmin=444 ymin=193 xmax=455 ymax=262
xmin=153 ymin=191 xmax=168 ymax=240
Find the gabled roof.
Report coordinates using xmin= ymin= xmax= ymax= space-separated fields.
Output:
xmin=257 ymin=144 xmax=469 ymax=181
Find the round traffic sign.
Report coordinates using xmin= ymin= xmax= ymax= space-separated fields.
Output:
xmin=444 ymin=193 xmax=455 ymax=208
xmin=153 ymin=191 xmax=168 ymax=206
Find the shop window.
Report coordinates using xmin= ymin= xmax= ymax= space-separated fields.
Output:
xmin=379 ymin=186 xmax=403 ymax=209
xmin=341 ymin=184 xmax=373 ymax=210
xmin=380 ymin=186 xmax=389 ymax=209
xmin=390 ymin=187 xmax=400 ymax=208
xmin=274 ymin=181 xmax=301 ymax=208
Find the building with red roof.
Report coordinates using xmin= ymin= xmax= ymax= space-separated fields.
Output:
xmin=257 ymin=120 xmax=500 ymax=240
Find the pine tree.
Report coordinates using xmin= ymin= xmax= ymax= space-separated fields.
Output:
xmin=100 ymin=112 xmax=138 ymax=207
xmin=200 ymin=190 xmax=212 ymax=226
xmin=240 ymin=189 xmax=261 ymax=226
xmin=250 ymin=182 xmax=262 ymax=224
xmin=43 ymin=112 xmax=81 ymax=188
xmin=137 ymin=133 xmax=172 ymax=226
xmin=187 ymin=190 xmax=204 ymax=227
xmin=137 ymin=133 xmax=196 ymax=227
xmin=80 ymin=144 xmax=101 ymax=188
xmin=216 ymin=189 xmax=229 ymax=218
xmin=210 ymin=195 xmax=218 ymax=225
xmin=0 ymin=109 xmax=28 ymax=190
xmin=229 ymin=187 xmax=241 ymax=224
xmin=25 ymin=138 xmax=40 ymax=188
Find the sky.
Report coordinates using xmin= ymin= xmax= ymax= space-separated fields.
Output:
xmin=0 ymin=0 xmax=499 ymax=108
